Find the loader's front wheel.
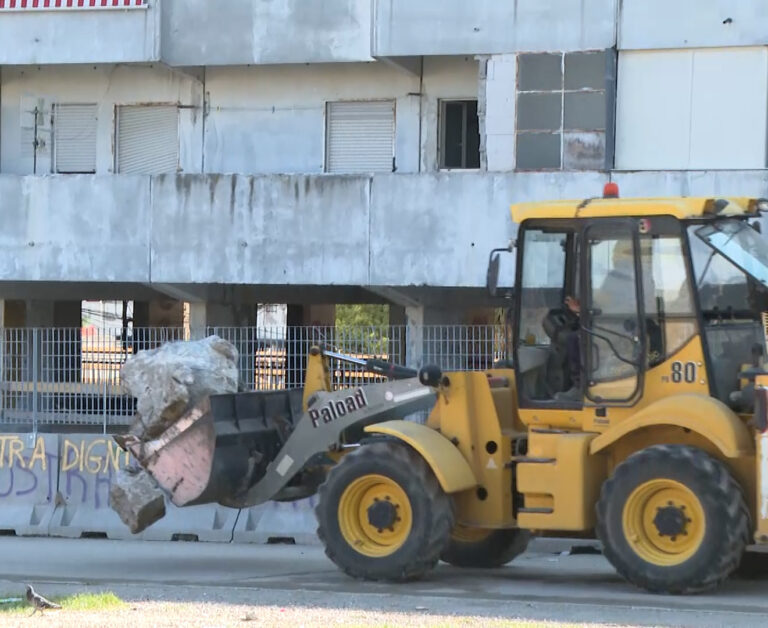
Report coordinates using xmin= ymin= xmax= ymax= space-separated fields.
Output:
xmin=596 ymin=445 xmax=749 ymax=594
xmin=441 ymin=526 xmax=531 ymax=568
xmin=315 ymin=440 xmax=454 ymax=581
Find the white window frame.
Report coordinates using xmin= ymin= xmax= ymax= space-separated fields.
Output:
xmin=438 ymin=99 xmax=481 ymax=171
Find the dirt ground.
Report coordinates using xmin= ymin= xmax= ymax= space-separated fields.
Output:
xmin=1 ymin=585 xmax=635 ymax=628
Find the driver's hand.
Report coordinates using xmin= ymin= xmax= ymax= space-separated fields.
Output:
xmin=565 ymin=296 xmax=581 ymax=314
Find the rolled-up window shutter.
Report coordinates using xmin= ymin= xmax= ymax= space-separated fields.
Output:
xmin=326 ymin=100 xmax=395 ymax=173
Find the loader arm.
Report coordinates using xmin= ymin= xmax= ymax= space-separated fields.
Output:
xmin=125 ymin=377 xmax=437 ymax=510
xmin=235 ymin=378 xmax=436 ymax=507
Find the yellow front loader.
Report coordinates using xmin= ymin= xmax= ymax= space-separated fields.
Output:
xmin=115 ymin=187 xmax=768 ymax=594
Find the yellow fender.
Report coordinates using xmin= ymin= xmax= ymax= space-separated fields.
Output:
xmin=364 ymin=420 xmax=477 ymax=493
xmin=590 ymin=394 xmax=753 ymax=458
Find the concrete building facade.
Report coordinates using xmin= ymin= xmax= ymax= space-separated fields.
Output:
xmin=2 ymin=0 xmax=768 ymax=331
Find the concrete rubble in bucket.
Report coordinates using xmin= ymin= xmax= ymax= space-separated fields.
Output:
xmin=109 ymin=336 xmax=241 ymax=533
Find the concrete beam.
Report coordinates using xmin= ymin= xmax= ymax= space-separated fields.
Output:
xmin=149 ymin=283 xmax=208 ymax=303
xmin=374 ymin=56 xmax=422 ymax=77
xmin=364 ymin=286 xmax=422 ymax=309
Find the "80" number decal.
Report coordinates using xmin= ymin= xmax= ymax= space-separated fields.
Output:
xmin=670 ymin=361 xmax=697 ymax=384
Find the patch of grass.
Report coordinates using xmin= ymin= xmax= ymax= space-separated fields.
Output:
xmin=0 ymin=591 xmax=125 ymax=614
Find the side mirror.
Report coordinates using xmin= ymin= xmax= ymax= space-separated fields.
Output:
xmin=486 ymin=242 xmax=514 ymax=298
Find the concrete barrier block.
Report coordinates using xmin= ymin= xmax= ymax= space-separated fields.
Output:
xmin=48 ymin=434 xmax=238 ymax=542
xmin=141 ymin=503 xmax=239 ymax=542
xmin=234 ymin=496 xmax=320 ymax=545
xmin=0 ymin=433 xmax=59 ymax=536
xmin=48 ymin=434 xmax=142 ymax=540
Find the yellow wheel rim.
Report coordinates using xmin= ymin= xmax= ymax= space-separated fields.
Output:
xmin=622 ymin=479 xmax=705 ymax=566
xmin=338 ymin=474 xmax=413 ymax=557
xmin=451 ymin=525 xmax=492 ymax=544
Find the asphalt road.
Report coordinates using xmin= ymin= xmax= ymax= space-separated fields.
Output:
xmin=1 ymin=537 xmax=768 ymax=626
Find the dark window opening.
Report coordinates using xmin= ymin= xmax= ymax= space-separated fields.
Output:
xmin=439 ymin=100 xmax=480 ymax=169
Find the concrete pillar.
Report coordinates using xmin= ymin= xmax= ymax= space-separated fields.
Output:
xmin=22 ymin=300 xmax=81 ymax=383
xmin=283 ymin=304 xmax=337 ymax=389
xmin=52 ymin=301 xmax=82 ymax=383
xmin=405 ymin=305 xmax=425 ymax=368
xmin=303 ymin=304 xmax=335 ymax=327
xmin=187 ymin=301 xmax=257 ymax=337
xmin=286 ymin=304 xmax=306 ymax=388
xmin=0 ymin=300 xmax=25 ymax=327
xmin=389 ymin=305 xmax=406 ymax=326
xmin=388 ymin=305 xmax=407 ymax=365
xmin=25 ymin=299 xmax=54 ymax=327
xmin=404 ymin=306 xmax=465 ymax=369
xmin=148 ymin=300 xmax=184 ymax=328
xmin=6 ymin=300 xmax=84 ymax=424
xmin=186 ymin=301 xmax=258 ymax=390
xmin=133 ymin=299 xmax=184 ymax=349
xmin=0 ymin=301 xmax=26 ymax=389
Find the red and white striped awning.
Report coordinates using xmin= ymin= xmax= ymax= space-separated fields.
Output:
xmin=0 ymin=0 xmax=147 ymax=9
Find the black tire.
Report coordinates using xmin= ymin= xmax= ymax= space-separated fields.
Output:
xmin=315 ymin=440 xmax=454 ymax=581
xmin=596 ymin=444 xmax=749 ymax=594
xmin=441 ymin=527 xmax=531 ymax=568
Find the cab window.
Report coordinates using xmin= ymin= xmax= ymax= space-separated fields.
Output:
xmin=515 ymin=226 xmax=578 ymax=403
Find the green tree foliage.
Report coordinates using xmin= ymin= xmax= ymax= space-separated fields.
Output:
xmin=335 ymin=304 xmax=390 ymax=355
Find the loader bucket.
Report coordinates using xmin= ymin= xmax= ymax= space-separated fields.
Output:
xmin=122 ymin=388 xmax=304 ymax=508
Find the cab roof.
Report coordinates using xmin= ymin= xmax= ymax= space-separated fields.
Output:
xmin=510 ymin=197 xmax=758 ymax=224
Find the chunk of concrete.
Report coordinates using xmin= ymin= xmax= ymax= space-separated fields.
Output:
xmin=121 ymin=335 xmax=240 ymax=440
xmin=109 ymin=468 xmax=166 ymax=534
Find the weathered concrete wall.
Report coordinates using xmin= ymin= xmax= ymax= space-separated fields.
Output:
xmin=161 ymin=0 xmax=373 ymax=65
xmin=373 ymin=0 xmax=617 ymax=56
xmin=3 ymin=172 xmax=768 ymax=290
xmin=0 ymin=4 xmax=160 ymax=64
xmin=611 ymin=170 xmax=768 ymax=198
xmin=615 ymin=48 xmax=768 ymax=170
xmin=149 ymin=174 xmax=372 ymax=284
xmin=0 ymin=65 xmax=204 ymax=176
xmin=4 ymin=0 xmax=767 ymax=69
xmin=204 ymin=63 xmax=423 ymax=174
xmin=619 ymin=0 xmax=768 ymax=50
xmin=0 ymin=175 xmax=151 ymax=282
xmin=1 ymin=58 xmax=481 ymax=176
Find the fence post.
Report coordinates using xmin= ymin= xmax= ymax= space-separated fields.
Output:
xmin=405 ymin=318 xmax=424 ymax=369
xmin=103 ymin=375 xmax=108 ymax=435
xmin=31 ymin=329 xmax=39 ymax=434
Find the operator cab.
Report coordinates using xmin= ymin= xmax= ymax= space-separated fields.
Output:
xmin=488 ymin=188 xmax=768 ymax=414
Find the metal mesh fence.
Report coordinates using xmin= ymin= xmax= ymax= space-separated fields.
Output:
xmin=1 ymin=325 xmax=506 ymax=431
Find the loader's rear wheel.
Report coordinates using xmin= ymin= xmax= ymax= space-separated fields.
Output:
xmin=441 ymin=526 xmax=531 ymax=568
xmin=596 ymin=445 xmax=749 ymax=594
xmin=315 ymin=440 xmax=454 ymax=581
